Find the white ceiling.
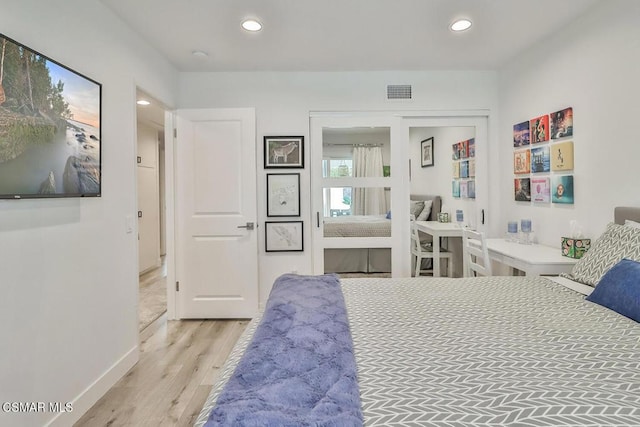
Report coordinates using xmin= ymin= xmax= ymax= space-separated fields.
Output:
xmin=101 ymin=0 xmax=601 ymax=72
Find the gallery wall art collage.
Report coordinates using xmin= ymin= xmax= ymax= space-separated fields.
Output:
xmin=513 ymin=107 xmax=574 ymax=204
xmin=264 ymin=136 xmax=305 ymax=252
xmin=451 ymin=138 xmax=476 ymax=199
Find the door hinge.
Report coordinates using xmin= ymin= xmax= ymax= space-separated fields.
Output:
xmin=173 ymin=128 xmax=177 ymax=138
xmin=176 ymin=281 xmax=180 ymax=292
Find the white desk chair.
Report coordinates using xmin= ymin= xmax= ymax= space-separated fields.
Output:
xmin=411 ymin=216 xmax=452 ymax=277
xmin=462 ymin=228 xmax=492 ymax=277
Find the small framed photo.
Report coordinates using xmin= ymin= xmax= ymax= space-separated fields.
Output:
xmin=267 ymin=173 xmax=300 ymax=217
xmin=264 ymin=136 xmax=304 ymax=168
xmin=514 ymin=149 xmax=531 ymax=174
xmin=421 ymin=137 xmax=434 ymax=167
xmin=530 ymin=115 xmax=550 ymax=143
xmin=513 ymin=121 xmax=530 ymax=147
xmin=265 ymin=221 xmax=304 ymax=252
xmin=550 ymin=107 xmax=573 ymax=139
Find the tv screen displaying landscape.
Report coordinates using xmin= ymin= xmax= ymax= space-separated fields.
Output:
xmin=0 ymin=34 xmax=101 ymax=199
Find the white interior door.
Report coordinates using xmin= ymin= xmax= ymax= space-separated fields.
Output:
xmin=175 ymin=108 xmax=258 ymax=319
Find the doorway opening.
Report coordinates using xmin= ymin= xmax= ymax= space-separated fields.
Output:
xmin=136 ymin=88 xmax=169 ymax=333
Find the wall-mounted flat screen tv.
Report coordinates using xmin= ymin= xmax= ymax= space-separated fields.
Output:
xmin=0 ymin=34 xmax=101 ymax=199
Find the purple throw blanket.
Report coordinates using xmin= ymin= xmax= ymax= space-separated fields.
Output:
xmin=205 ymin=273 xmax=363 ymax=426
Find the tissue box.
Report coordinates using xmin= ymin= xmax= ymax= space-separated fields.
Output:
xmin=561 ymin=237 xmax=591 ymax=259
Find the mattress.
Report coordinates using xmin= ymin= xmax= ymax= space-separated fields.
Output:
xmin=323 ymin=215 xmax=391 ymax=238
xmin=196 ymin=276 xmax=640 ymax=426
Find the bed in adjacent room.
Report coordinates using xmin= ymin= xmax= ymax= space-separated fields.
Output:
xmin=195 ymin=207 xmax=640 ymax=426
xmin=323 ymin=195 xmax=441 ymax=273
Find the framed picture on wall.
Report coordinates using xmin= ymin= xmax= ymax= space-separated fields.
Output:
xmin=264 ymin=136 xmax=304 ymax=168
xmin=551 ymin=141 xmax=574 ymax=171
xmin=530 ymin=115 xmax=550 ymax=143
xmin=513 ymin=121 xmax=530 ymax=147
xmin=552 ymin=175 xmax=574 ymax=204
xmin=265 ymin=221 xmax=304 ymax=252
xmin=267 ymin=173 xmax=300 ymax=217
xmin=421 ymin=137 xmax=434 ymax=167
xmin=550 ymin=107 xmax=573 ymax=139
xmin=514 ymin=178 xmax=531 ymax=202
xmin=514 ymin=150 xmax=531 ymax=174
xmin=531 ymin=146 xmax=550 ymax=173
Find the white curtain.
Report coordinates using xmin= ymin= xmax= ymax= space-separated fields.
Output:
xmin=351 ymin=146 xmax=386 ymax=215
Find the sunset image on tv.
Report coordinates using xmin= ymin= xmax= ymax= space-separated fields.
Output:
xmin=0 ymin=34 xmax=101 ymax=198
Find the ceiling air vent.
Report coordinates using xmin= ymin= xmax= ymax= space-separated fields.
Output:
xmin=387 ymin=85 xmax=412 ymax=100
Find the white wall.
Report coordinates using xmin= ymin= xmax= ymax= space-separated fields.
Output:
xmin=497 ymin=0 xmax=640 ymax=245
xmin=410 ymin=127 xmax=476 ymax=223
xmin=178 ymin=71 xmax=498 ymax=302
xmin=0 ymin=1 xmax=177 ymax=426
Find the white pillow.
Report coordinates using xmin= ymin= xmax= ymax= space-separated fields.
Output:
xmin=416 ymin=200 xmax=433 ymax=221
xmin=625 ymin=219 xmax=640 ymax=229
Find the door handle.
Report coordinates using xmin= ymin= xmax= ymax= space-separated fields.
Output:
xmin=237 ymin=222 xmax=255 ymax=230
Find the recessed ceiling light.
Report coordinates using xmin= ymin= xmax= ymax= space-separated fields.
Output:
xmin=451 ymin=19 xmax=472 ymax=32
xmin=192 ymin=50 xmax=209 ymax=59
xmin=242 ymin=19 xmax=262 ymax=32
xmin=136 ymin=100 xmax=150 ymax=106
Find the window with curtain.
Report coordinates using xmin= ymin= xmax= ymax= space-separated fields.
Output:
xmin=351 ymin=146 xmax=386 ymax=215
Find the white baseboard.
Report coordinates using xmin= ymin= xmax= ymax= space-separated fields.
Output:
xmin=45 ymin=345 xmax=139 ymax=427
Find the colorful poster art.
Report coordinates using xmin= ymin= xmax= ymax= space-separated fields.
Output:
xmin=452 ymin=180 xmax=460 ymax=198
xmin=552 ymin=175 xmax=574 ymax=204
xmin=531 ymin=146 xmax=550 ymax=173
xmin=550 ymin=107 xmax=573 ymax=139
xmin=469 ymin=159 xmax=476 ymax=177
xmin=458 ymin=140 xmax=468 ymax=159
xmin=531 ymin=177 xmax=550 ymax=203
xmin=530 ymin=115 xmax=550 ymax=143
xmin=514 ymin=178 xmax=531 ymax=202
xmin=513 ymin=121 xmax=530 ymax=147
xmin=467 ymin=180 xmax=476 ymax=198
xmin=452 ymin=143 xmax=460 ymax=160
xmin=467 ymin=138 xmax=476 ymax=157
xmin=452 ymin=162 xmax=460 ymax=178
xmin=460 ymin=160 xmax=469 ymax=178
xmin=551 ymin=141 xmax=574 ymax=171
xmin=460 ymin=181 xmax=468 ymax=198
xmin=514 ymin=150 xmax=531 ymax=174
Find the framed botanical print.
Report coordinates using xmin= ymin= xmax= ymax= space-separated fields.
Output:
xmin=267 ymin=173 xmax=300 ymax=217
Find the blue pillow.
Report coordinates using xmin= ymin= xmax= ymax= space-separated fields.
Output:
xmin=386 ymin=211 xmax=391 ymax=219
xmin=586 ymin=258 xmax=640 ymax=322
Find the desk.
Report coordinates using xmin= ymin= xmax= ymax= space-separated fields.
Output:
xmin=485 ymin=238 xmax=578 ymax=276
xmin=415 ymin=221 xmax=463 ymax=277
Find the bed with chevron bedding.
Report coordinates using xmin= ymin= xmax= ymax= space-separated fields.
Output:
xmin=195 ymin=211 xmax=640 ymax=426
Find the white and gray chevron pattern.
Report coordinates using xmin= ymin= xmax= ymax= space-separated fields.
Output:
xmin=196 ymin=276 xmax=640 ymax=426
xmin=342 ymin=276 xmax=640 ymax=426
xmin=562 ymin=222 xmax=640 ymax=286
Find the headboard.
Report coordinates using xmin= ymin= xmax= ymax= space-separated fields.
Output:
xmin=410 ymin=194 xmax=441 ymax=221
xmin=614 ymin=206 xmax=640 ymax=225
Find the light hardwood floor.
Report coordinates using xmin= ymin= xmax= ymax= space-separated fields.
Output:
xmin=139 ymin=258 xmax=168 ymax=331
xmin=75 ymin=318 xmax=248 ymax=426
